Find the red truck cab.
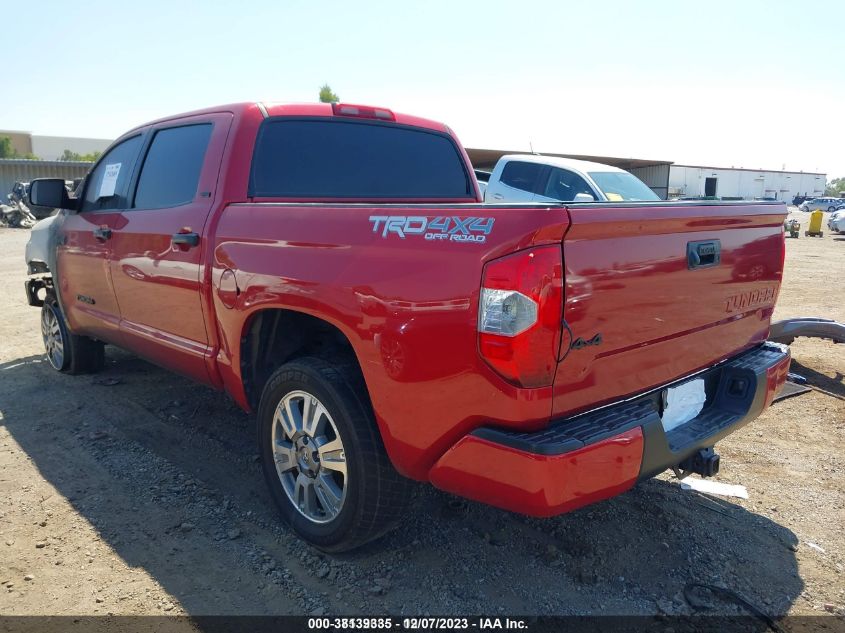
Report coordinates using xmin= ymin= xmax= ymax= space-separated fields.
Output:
xmin=26 ymin=102 xmax=789 ymax=551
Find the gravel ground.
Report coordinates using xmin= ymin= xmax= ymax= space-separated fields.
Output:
xmin=0 ymin=211 xmax=842 ymax=619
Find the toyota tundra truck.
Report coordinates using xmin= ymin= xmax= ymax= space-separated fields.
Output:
xmin=24 ymin=101 xmax=790 ymax=551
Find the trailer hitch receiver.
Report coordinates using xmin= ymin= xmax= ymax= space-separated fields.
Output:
xmin=674 ymin=447 xmax=720 ymax=479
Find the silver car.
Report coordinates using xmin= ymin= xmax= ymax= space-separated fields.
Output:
xmin=799 ymin=197 xmax=844 ymax=212
xmin=827 ymin=209 xmax=845 ymax=232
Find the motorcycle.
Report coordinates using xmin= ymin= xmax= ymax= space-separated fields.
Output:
xmin=0 ymin=193 xmax=37 ymax=229
xmin=10 ymin=181 xmax=59 ymax=220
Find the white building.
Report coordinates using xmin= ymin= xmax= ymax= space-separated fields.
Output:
xmin=30 ymin=135 xmax=111 ymax=161
xmin=668 ymin=165 xmax=825 ymax=202
xmin=0 ymin=129 xmax=111 ymax=161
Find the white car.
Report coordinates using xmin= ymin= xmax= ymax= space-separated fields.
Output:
xmin=799 ymin=197 xmax=843 ymax=212
xmin=483 ymin=154 xmax=659 ymax=203
xmin=828 ymin=210 xmax=845 ymax=233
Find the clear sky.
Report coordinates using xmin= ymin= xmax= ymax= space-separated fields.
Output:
xmin=3 ymin=0 xmax=843 ymax=178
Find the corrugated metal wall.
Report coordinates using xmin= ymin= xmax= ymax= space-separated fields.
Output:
xmin=628 ymin=164 xmax=670 ymax=200
xmin=0 ymin=159 xmax=92 ymax=199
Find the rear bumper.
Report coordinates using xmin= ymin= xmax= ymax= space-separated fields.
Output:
xmin=769 ymin=317 xmax=845 ymax=345
xmin=429 ymin=342 xmax=790 ymax=517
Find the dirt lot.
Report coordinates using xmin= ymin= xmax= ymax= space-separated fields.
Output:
xmin=0 ymin=211 xmax=843 ymax=620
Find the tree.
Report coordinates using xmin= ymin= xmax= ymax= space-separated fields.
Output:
xmin=319 ymin=84 xmax=339 ymax=103
xmin=0 ymin=136 xmax=38 ymax=159
xmin=825 ymin=177 xmax=845 ymax=197
xmin=0 ymin=136 xmax=15 ymax=158
xmin=59 ymin=149 xmax=101 ymax=162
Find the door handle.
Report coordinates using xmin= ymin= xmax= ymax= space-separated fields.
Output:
xmin=492 ymin=193 xmax=504 ymax=200
xmin=93 ymin=226 xmax=112 ymax=241
xmin=172 ymin=232 xmax=200 ymax=247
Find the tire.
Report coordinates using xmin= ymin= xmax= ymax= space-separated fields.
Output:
xmin=257 ymin=356 xmax=412 ymax=552
xmin=828 ymin=206 xmax=836 ymax=212
xmin=41 ymin=295 xmax=105 ymax=374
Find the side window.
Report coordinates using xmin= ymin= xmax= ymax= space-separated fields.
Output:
xmin=542 ymin=167 xmax=596 ymax=201
xmin=80 ymin=135 xmax=143 ymax=212
xmin=134 ymin=124 xmax=212 ymax=209
xmin=499 ymin=161 xmax=543 ymax=193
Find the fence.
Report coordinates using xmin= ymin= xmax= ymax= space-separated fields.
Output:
xmin=0 ymin=159 xmax=93 ymax=199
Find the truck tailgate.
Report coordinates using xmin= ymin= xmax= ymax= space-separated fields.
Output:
xmin=552 ymin=202 xmax=786 ymax=419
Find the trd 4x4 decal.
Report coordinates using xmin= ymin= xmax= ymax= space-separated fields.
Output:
xmin=369 ymin=216 xmax=495 ymax=243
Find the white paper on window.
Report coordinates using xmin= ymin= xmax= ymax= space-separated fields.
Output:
xmin=98 ymin=163 xmax=121 ymax=198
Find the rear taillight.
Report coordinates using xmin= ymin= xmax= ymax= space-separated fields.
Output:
xmin=331 ymin=102 xmax=395 ymax=121
xmin=478 ymin=245 xmax=563 ymax=388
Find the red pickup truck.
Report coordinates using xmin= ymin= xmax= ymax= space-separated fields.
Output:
xmin=25 ymin=102 xmax=790 ymax=551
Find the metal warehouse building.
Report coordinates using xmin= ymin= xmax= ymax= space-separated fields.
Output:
xmin=466 ymin=148 xmax=826 ymax=202
xmin=667 ymin=165 xmax=825 ymax=201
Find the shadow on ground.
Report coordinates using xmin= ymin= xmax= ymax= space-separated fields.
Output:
xmin=0 ymin=349 xmax=804 ymax=620
xmin=791 ymin=359 xmax=845 ymax=400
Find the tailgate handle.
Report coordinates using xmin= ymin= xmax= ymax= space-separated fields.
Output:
xmin=687 ymin=240 xmax=720 ymax=269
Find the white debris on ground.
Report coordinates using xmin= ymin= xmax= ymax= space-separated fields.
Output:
xmin=679 ymin=478 xmax=749 ymax=499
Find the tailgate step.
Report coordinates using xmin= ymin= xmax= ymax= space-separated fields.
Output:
xmin=472 ymin=400 xmax=658 ymax=456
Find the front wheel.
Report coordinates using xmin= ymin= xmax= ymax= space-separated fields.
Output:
xmin=41 ymin=295 xmax=104 ymax=374
xmin=257 ymin=357 xmax=412 ymax=552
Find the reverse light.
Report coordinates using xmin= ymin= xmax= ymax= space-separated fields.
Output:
xmin=478 ymin=245 xmax=563 ymax=388
xmin=479 ymin=289 xmax=538 ymax=336
xmin=331 ymin=103 xmax=395 ymax=121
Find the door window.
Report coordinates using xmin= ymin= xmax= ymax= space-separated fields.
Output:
xmin=499 ymin=161 xmax=544 ymax=193
xmin=80 ymin=135 xmax=143 ymax=212
xmin=542 ymin=167 xmax=596 ymax=201
xmin=134 ymin=124 xmax=212 ymax=209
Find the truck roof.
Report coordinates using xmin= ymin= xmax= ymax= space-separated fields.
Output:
xmin=499 ymin=153 xmax=627 ymax=174
xmin=127 ymin=102 xmax=451 ymax=135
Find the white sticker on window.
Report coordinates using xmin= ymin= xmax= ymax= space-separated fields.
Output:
xmin=98 ymin=163 xmax=121 ymax=198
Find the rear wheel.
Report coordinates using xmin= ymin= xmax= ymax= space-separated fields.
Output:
xmin=41 ymin=295 xmax=104 ymax=374
xmin=257 ymin=357 xmax=412 ymax=551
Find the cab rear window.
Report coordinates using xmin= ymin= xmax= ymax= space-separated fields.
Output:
xmin=250 ymin=118 xmax=472 ymax=199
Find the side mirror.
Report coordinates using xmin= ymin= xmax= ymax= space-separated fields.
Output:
xmin=573 ymin=192 xmax=595 ymax=203
xmin=29 ymin=178 xmax=77 ymax=210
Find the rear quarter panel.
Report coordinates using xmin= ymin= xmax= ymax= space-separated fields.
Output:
xmin=212 ymin=203 xmax=569 ymax=479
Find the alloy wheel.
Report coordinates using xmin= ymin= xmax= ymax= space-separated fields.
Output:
xmin=41 ymin=304 xmax=64 ymax=370
xmin=271 ymin=390 xmax=347 ymax=523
